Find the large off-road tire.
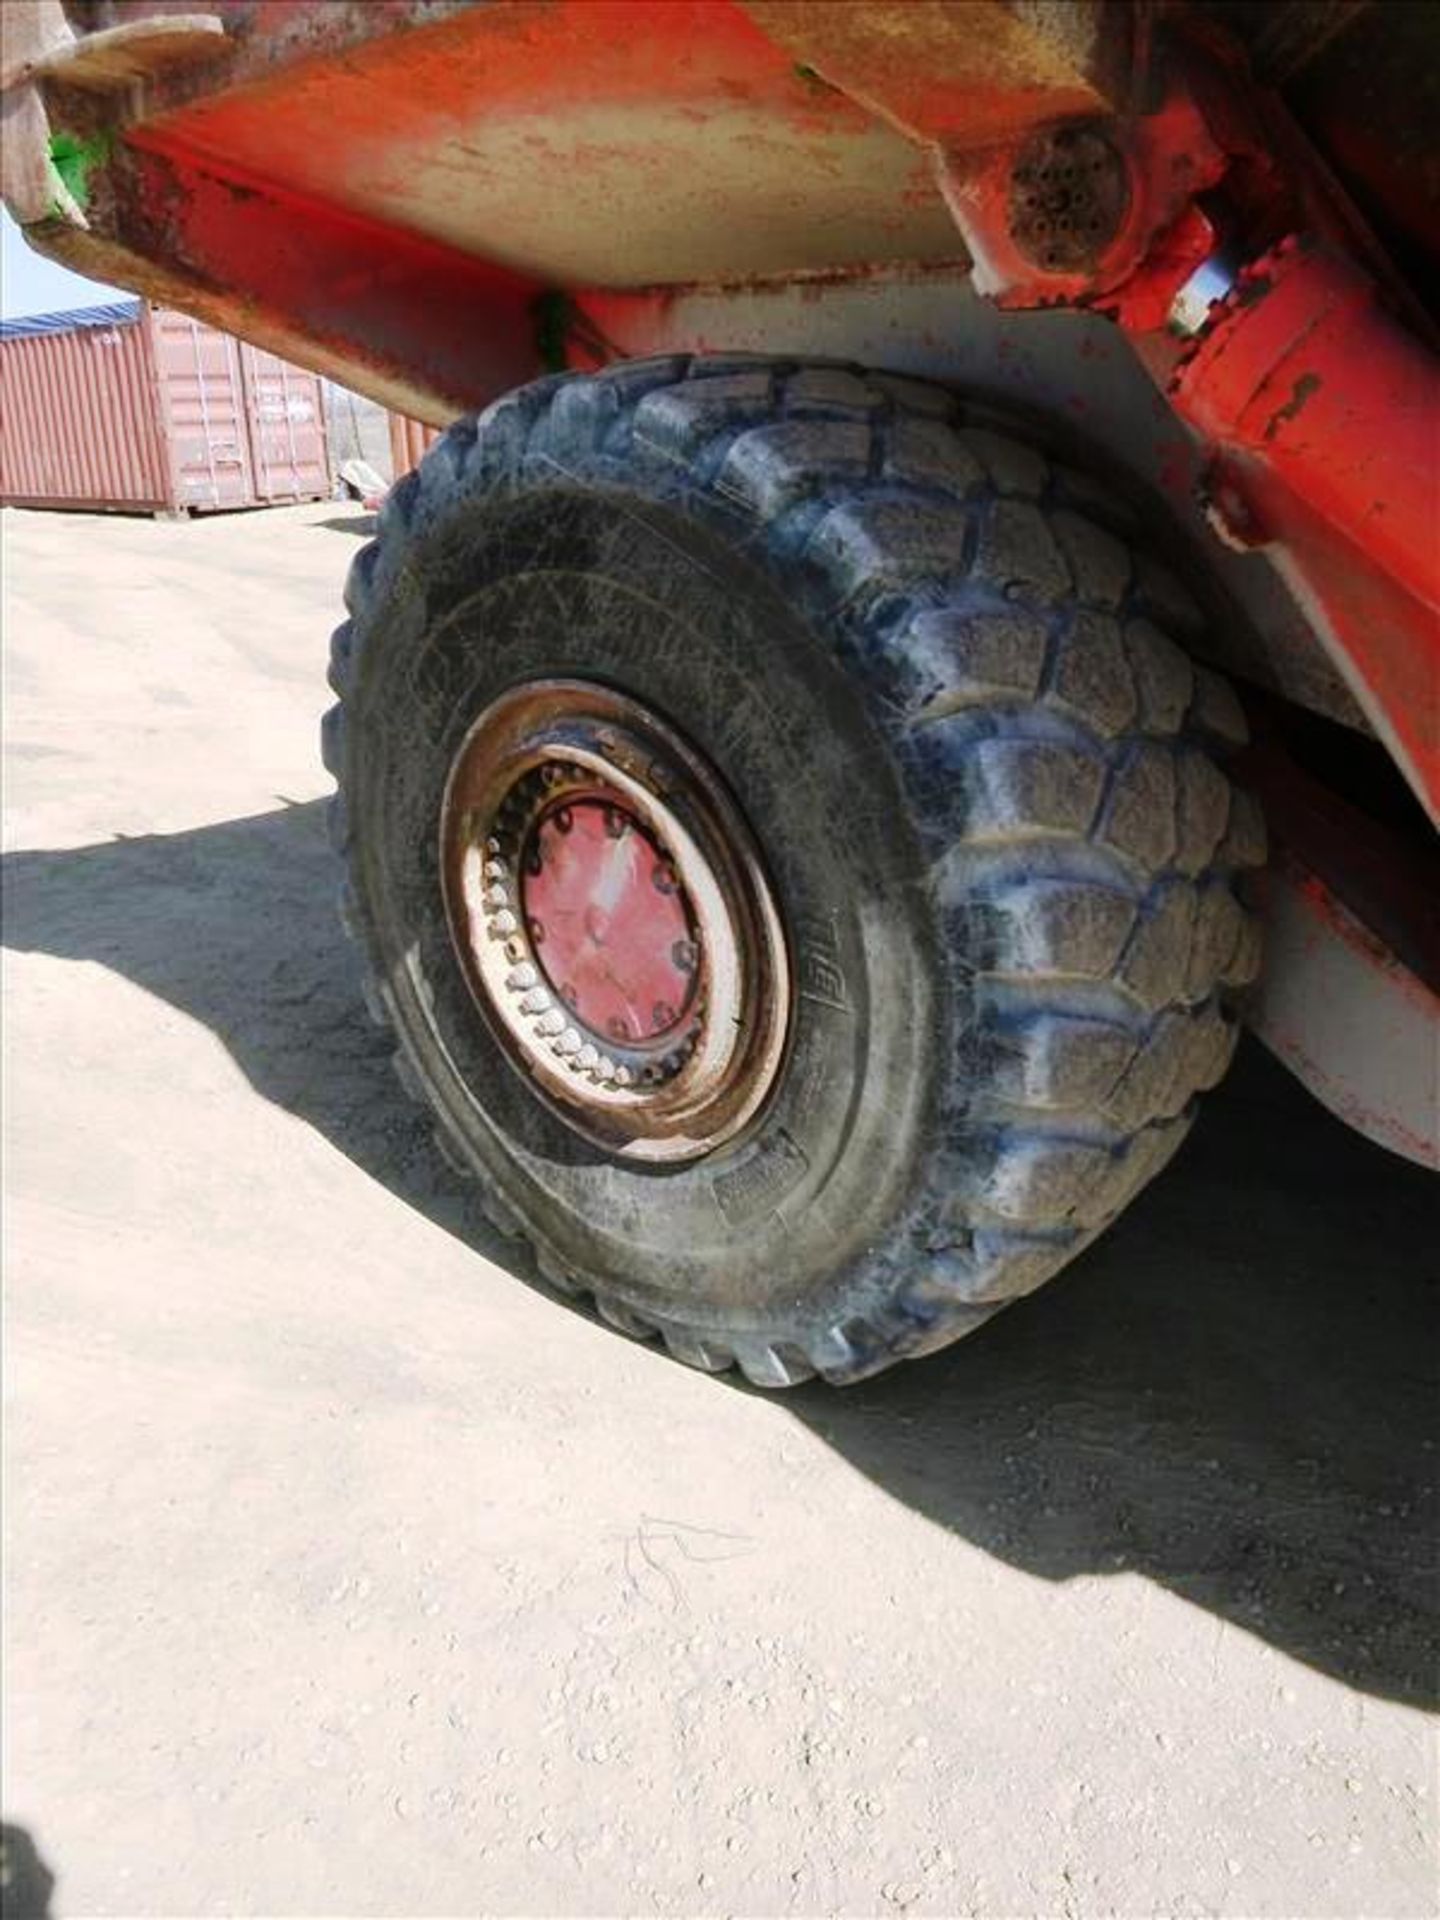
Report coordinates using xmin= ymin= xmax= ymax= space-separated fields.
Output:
xmin=322 ymin=356 xmax=1264 ymax=1387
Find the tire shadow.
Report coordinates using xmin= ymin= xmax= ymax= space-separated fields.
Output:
xmin=0 ymin=1824 xmax=56 ymax=1920
xmin=4 ymin=800 xmax=1437 ymax=1709
xmin=314 ymin=512 xmax=378 ymax=536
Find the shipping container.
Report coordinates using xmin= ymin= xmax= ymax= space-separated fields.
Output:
xmin=388 ymin=411 xmax=442 ymax=483
xmin=0 ymin=299 xmax=329 ymax=514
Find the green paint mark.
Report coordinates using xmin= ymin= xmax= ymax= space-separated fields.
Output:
xmin=47 ymin=130 xmax=112 ymax=213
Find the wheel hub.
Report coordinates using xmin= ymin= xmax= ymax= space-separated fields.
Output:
xmin=440 ymin=681 xmax=790 ymax=1162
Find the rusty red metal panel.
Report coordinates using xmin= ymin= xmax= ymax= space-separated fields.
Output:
xmin=1173 ymin=242 xmax=1439 ymax=628
xmin=0 ymin=300 xmax=330 ymax=513
xmin=0 ymin=303 xmax=174 ymax=511
xmin=237 ymin=339 xmax=329 ymax=502
xmin=1171 ymin=243 xmax=1440 ymax=820
xmin=3 ymin=0 xmax=1435 ymax=831
xmin=149 ymin=303 xmax=258 ymax=509
xmin=1251 ymin=859 xmax=1439 ymax=1171
xmin=388 ymin=412 xmax=441 ymax=481
xmin=1240 ymin=736 xmax=1440 ymax=1169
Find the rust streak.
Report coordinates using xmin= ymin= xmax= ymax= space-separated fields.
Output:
xmin=1263 ymin=370 xmax=1323 ymax=442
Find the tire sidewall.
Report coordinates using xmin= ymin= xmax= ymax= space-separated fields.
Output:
xmin=347 ymin=472 xmax=945 ymax=1336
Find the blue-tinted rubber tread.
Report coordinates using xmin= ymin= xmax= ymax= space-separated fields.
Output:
xmin=321 ymin=357 xmax=1264 ymax=1388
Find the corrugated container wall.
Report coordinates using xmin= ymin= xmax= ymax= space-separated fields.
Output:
xmin=389 ymin=412 xmax=443 ymax=482
xmin=0 ymin=300 xmax=328 ymax=513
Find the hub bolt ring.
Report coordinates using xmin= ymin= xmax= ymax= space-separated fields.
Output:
xmin=441 ymin=682 xmax=790 ymax=1163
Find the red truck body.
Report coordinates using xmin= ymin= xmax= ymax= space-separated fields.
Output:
xmin=3 ymin=0 xmax=1436 ymax=1166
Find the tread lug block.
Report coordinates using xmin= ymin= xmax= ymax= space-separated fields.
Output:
xmin=805 ymin=1322 xmax=867 ymax=1380
xmin=477 ymin=1185 xmax=526 ymax=1240
xmin=472 ymin=377 xmax=571 ymax=484
xmin=1109 ymin=1111 xmax=1193 ymax=1210
xmin=597 ymin=354 xmax=690 ymax=401
xmin=326 ymin=354 xmax=1260 ymax=1384
xmin=1219 ymin=787 xmax=1268 ymax=870
xmin=1173 ymin=749 xmax=1232 ymax=875
xmin=540 ymin=363 xmax=690 ymax=455
xmin=1188 ymin=665 xmax=1249 ymax=750
xmin=1117 ymin=882 xmax=1197 ymax=1008
xmin=965 ymin=1229 xmax=1081 ymax=1304
xmin=900 ymin=606 xmax=1047 ymax=719
xmin=885 ymin=1269 xmax=994 ymax=1352
xmin=377 ymin=469 xmax=420 ymax=543
xmin=325 ymin=793 xmax=350 ymax=855
xmin=1130 ymin=552 xmax=1207 ymax=641
xmin=882 ymin=417 xmax=987 ymax=497
xmin=1221 ymin=908 xmax=1263 ymax=989
xmin=970 ymin=1132 xmax=1120 ymax=1230
xmin=958 ymin=427 xmax=1047 ymax=498
xmin=360 ymin=971 xmax=390 ymax=1029
xmin=685 ymin=352 xmax=779 ymax=376
xmin=966 ymin=738 xmax=1107 ymax=843
xmin=659 ymin=1327 xmax=734 ymax=1372
xmin=594 ymin=1295 xmax=658 ymax=1340
xmin=716 ymin=420 xmax=870 ymax=516
xmin=867 ymin=371 xmax=957 ymax=419
xmin=327 ymin=619 xmax=355 ymax=696
xmin=415 ymin=421 xmax=477 ymax=502
xmin=966 ymin=876 xmax=1135 ymax=981
xmin=1185 ymin=1000 xmax=1240 ymax=1094
xmin=783 ymin=367 xmax=882 ymax=415
xmin=336 ymin=876 xmax=362 ymax=941
xmin=633 ymin=373 xmax=775 ymax=463
xmin=1051 ymin=510 xmax=1133 ymax=609
xmin=975 ymin=498 xmax=1071 ymax=602
xmin=342 ymin=539 xmax=382 ymax=619
xmin=1046 ymin=611 xmax=1137 ymax=737
xmin=1101 ymin=1009 xmax=1192 ymax=1130
xmin=813 ymin=1320 xmax=900 ymax=1384
xmin=1051 ymin=463 xmax=1142 ymax=537
xmin=535 ymin=1245 xmax=583 ymax=1297
xmin=733 ymin=1341 xmax=814 ymax=1389
xmin=320 ymin=703 xmax=345 ymax=777
xmin=1185 ymin=882 xmax=1247 ymax=1001
xmin=807 ymin=497 xmax=965 ymax=603
xmin=984 ymin=1012 xmax=1135 ymax=1111
xmin=1097 ymin=743 xmax=1178 ymax=869
xmin=1123 ymin=619 xmax=1193 ymax=734
xmin=536 ymin=377 xmax=627 ymax=455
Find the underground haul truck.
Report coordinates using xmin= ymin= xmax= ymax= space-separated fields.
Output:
xmin=5 ymin=0 xmax=1437 ymax=1386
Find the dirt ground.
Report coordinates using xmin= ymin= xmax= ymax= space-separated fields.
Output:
xmin=3 ymin=501 xmax=1436 ymax=1920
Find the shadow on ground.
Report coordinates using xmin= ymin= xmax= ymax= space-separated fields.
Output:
xmin=5 ymin=800 xmax=1437 ymax=1709
xmin=316 ymin=511 xmax=378 ymax=536
xmin=0 ymin=1824 xmax=56 ymax=1920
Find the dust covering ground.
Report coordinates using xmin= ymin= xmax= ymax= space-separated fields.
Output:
xmin=3 ymin=502 xmax=1436 ymax=1918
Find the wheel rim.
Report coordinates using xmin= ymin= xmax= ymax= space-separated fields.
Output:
xmin=440 ymin=680 xmax=791 ymax=1163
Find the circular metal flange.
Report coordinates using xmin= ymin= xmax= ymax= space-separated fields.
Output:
xmin=1009 ymin=121 xmax=1130 ymax=274
xmin=440 ymin=681 xmax=791 ymax=1163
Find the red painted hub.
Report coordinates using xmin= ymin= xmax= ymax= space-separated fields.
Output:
xmin=521 ymin=798 xmax=699 ymax=1045
xmin=440 ymin=680 xmax=791 ymax=1163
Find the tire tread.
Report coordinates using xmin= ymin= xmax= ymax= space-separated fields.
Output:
xmin=325 ymin=356 xmax=1264 ymax=1383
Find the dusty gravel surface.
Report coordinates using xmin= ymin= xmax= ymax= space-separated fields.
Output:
xmin=3 ymin=501 xmax=1437 ymax=1920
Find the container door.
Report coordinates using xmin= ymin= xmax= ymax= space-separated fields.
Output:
xmin=238 ymin=344 xmax=328 ymax=502
xmin=152 ymin=310 xmax=255 ymax=511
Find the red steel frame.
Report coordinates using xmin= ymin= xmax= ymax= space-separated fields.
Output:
xmin=4 ymin=0 xmax=1433 ymax=820
xmin=2 ymin=0 xmax=1436 ymax=1156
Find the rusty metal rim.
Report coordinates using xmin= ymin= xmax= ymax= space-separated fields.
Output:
xmin=440 ymin=679 xmax=791 ymax=1163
